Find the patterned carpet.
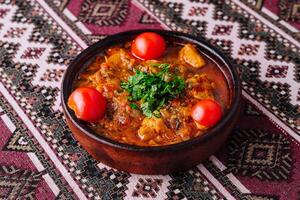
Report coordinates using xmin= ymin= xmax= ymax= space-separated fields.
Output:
xmin=0 ymin=0 xmax=299 ymax=199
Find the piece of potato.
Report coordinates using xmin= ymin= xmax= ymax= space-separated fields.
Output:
xmin=179 ymin=44 xmax=205 ymax=68
xmin=107 ymin=49 xmax=135 ymax=69
xmin=137 ymin=118 xmax=172 ymax=141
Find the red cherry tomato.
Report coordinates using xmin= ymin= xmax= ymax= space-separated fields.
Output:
xmin=68 ymin=87 xmax=106 ymax=122
xmin=131 ymin=32 xmax=166 ymax=60
xmin=191 ymin=99 xmax=222 ymax=127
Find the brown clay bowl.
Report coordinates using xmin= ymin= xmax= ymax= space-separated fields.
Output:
xmin=61 ymin=29 xmax=241 ymax=174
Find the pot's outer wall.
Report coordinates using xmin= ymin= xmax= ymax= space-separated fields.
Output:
xmin=64 ymin=105 xmax=240 ymax=174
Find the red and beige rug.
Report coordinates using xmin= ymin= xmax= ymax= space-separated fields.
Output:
xmin=0 ymin=0 xmax=299 ymax=199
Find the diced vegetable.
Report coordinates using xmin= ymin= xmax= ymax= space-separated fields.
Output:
xmin=179 ymin=44 xmax=205 ymax=68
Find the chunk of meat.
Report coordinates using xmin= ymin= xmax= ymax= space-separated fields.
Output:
xmin=177 ymin=125 xmax=192 ymax=141
xmin=179 ymin=44 xmax=205 ymax=68
xmin=86 ymin=69 xmax=120 ymax=98
xmin=137 ymin=118 xmax=173 ymax=142
xmin=186 ymin=74 xmax=214 ymax=100
xmin=175 ymin=65 xmax=188 ymax=77
xmin=161 ymin=104 xmax=198 ymax=141
xmin=85 ymin=62 xmax=116 ymax=88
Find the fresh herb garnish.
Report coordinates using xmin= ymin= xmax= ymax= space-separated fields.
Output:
xmin=121 ymin=64 xmax=185 ymax=117
xmin=130 ymin=103 xmax=139 ymax=110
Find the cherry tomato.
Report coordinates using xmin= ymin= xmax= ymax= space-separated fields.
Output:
xmin=191 ymin=99 xmax=222 ymax=127
xmin=68 ymin=87 xmax=106 ymax=122
xmin=131 ymin=32 xmax=166 ymax=60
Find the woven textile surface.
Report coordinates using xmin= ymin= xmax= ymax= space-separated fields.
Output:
xmin=0 ymin=0 xmax=299 ymax=199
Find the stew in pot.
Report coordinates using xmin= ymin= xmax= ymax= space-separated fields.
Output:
xmin=68 ymin=32 xmax=230 ymax=146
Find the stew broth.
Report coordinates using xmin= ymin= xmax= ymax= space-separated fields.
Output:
xmin=74 ymin=40 xmax=230 ymax=146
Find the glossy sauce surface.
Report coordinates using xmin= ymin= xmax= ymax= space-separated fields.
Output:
xmin=74 ymin=41 xmax=230 ymax=146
